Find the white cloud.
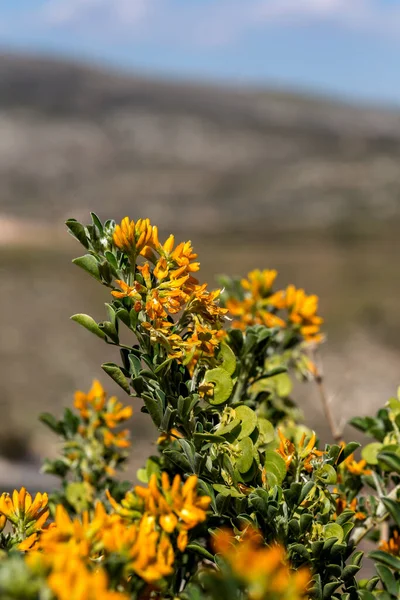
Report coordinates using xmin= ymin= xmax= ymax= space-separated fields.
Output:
xmin=35 ymin=0 xmax=400 ymax=44
xmin=41 ymin=0 xmax=150 ymax=28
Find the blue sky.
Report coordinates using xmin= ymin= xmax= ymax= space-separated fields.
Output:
xmin=2 ymin=0 xmax=400 ymax=105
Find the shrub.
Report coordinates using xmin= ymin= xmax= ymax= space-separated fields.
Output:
xmin=0 ymin=214 xmax=399 ymax=599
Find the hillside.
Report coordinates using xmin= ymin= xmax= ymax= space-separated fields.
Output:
xmin=1 ymin=53 xmax=400 ymax=234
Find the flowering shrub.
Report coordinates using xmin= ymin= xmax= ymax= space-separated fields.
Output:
xmin=0 ymin=213 xmax=399 ymax=599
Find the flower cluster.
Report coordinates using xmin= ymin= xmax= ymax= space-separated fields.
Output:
xmin=107 ymin=473 xmax=211 ymax=553
xmin=5 ymin=473 xmax=210 ymax=597
xmin=380 ymin=530 xmax=400 ymax=556
xmin=75 ymin=379 xmax=132 ymax=453
xmin=212 ymin=527 xmax=310 ymax=600
xmin=274 ymin=429 xmax=324 ymax=473
xmin=342 ymin=453 xmax=372 ymax=477
xmin=111 ymin=217 xmax=227 ymax=362
xmin=224 ymin=269 xmax=324 ymax=344
xmin=40 ymin=380 xmax=133 ymax=517
xmin=0 ymin=487 xmax=49 ymax=551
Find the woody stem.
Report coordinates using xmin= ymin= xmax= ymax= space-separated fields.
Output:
xmin=311 ymin=349 xmax=342 ymax=444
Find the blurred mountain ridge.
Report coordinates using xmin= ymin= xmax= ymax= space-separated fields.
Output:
xmin=1 ymin=52 xmax=400 ymax=233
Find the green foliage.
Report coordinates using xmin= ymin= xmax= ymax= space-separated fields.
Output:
xmin=0 ymin=213 xmax=399 ymax=600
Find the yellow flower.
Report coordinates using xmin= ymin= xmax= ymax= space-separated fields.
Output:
xmin=343 ymin=454 xmax=372 ymax=476
xmin=103 ymin=397 xmax=133 ymax=428
xmin=103 ymin=429 xmax=131 ymax=449
xmin=109 ymin=473 xmax=210 ymax=552
xmin=113 ymin=217 xmax=153 ymax=256
xmin=74 ymin=380 xmax=106 ymax=418
xmin=213 ymin=527 xmax=310 ymax=600
xmin=111 ymin=280 xmax=142 ymax=302
xmin=241 ymin=269 xmax=278 ymax=297
xmin=285 ymin=285 xmax=324 ymax=343
xmin=157 ymin=428 xmax=184 ymax=445
xmin=113 ymin=217 xmax=136 ymax=253
xmin=276 ymin=429 xmax=296 ymax=470
xmin=298 ymin=432 xmax=324 ymax=473
xmin=0 ymin=487 xmax=49 ymax=531
xmin=47 ymin=558 xmax=129 ymax=600
xmin=380 ymin=530 xmax=400 ymax=556
xmin=130 ymin=516 xmax=175 ymax=583
xmin=226 ymin=269 xmax=287 ymax=331
xmin=74 ymin=380 xmax=132 ymax=450
xmin=333 ymin=489 xmax=366 ymax=521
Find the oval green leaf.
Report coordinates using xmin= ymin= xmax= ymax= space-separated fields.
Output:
xmin=71 ymin=314 xmax=107 ymax=340
xmin=204 ymin=368 xmax=233 ymax=405
xmin=234 ymin=405 xmax=258 ymax=439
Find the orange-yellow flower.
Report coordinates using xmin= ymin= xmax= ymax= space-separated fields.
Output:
xmin=113 ymin=217 xmax=153 ymax=256
xmin=241 ymin=269 xmax=278 ymax=297
xmin=333 ymin=489 xmax=366 ymax=521
xmin=0 ymin=487 xmax=49 ymax=530
xmin=157 ymin=428 xmax=184 ymax=445
xmin=298 ymin=432 xmax=324 ymax=472
xmin=343 ymin=454 xmax=372 ymax=476
xmin=380 ymin=530 xmax=400 ymax=556
xmin=74 ymin=381 xmax=132 ymax=452
xmin=213 ymin=527 xmax=310 ymax=599
xmin=109 ymin=473 xmax=210 ymax=552
xmin=276 ymin=429 xmax=296 ymax=470
xmin=285 ymin=285 xmax=324 ymax=343
xmin=111 ymin=280 xmax=142 ymax=302
xmin=47 ymin=560 xmax=129 ymax=600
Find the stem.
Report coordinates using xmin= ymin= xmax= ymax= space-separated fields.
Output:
xmin=351 ymin=483 xmax=400 ymax=547
xmin=311 ymin=349 xmax=342 ymax=444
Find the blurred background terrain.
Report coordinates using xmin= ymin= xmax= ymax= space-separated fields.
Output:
xmin=1 ymin=0 xmax=400 ymax=488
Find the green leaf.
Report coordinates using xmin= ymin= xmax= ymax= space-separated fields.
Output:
xmin=299 ymin=481 xmax=316 ymax=504
xmin=160 ymin=407 xmax=177 ymax=433
xmin=164 ymin=449 xmax=191 ymax=472
xmin=71 ymin=314 xmax=107 ymax=340
xmin=63 ymin=408 xmax=80 ymax=435
xmin=388 ymin=397 xmax=400 ymax=416
xmin=41 ymin=458 xmax=69 ymax=478
xmin=322 ymin=581 xmax=340 ymax=599
xmin=217 ymin=343 xmax=236 ymax=376
xmin=105 ymin=251 xmax=118 ymax=270
xmin=66 ymin=482 xmax=93 ymax=513
xmin=215 ymin=419 xmax=241 ymax=438
xmin=142 ymin=394 xmax=163 ymax=428
xmin=314 ymin=464 xmax=337 ymax=485
xmin=72 ymin=254 xmax=101 ymax=281
xmin=136 ymin=468 xmax=148 ymax=483
xmin=300 ymin=513 xmax=313 ymax=533
xmin=204 ymin=368 xmax=233 ymax=405
xmin=90 ymin=212 xmax=104 ymax=234
xmin=257 ymin=418 xmax=275 ymax=445
xmin=39 ymin=413 xmax=62 ymax=434
xmin=65 ymin=219 xmax=89 ymax=249
xmin=186 ymin=543 xmax=215 ymax=561
xmin=378 ymin=451 xmax=400 ymax=474
xmin=234 ymin=405 xmax=258 ymax=439
xmin=193 ymin=432 xmax=225 ymax=443
xmin=322 ymin=523 xmax=344 ymax=544
xmin=264 ymin=450 xmax=287 ymax=485
xmin=362 ymin=442 xmax=384 ymax=465
xmin=99 ymin=321 xmax=119 ymax=344
xmin=376 ymin=564 xmax=399 ymax=597
xmin=212 ymin=484 xmax=244 ymax=498
xmin=382 ymin=497 xmax=400 ymax=528
xmin=236 ymin=437 xmax=254 ymax=473
xmin=357 ymin=592 xmax=377 ymax=600
xmin=369 ymin=550 xmax=400 ymax=572
xmin=101 ymin=362 xmax=130 ymax=393
xmin=342 ymin=442 xmax=361 ymax=460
